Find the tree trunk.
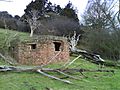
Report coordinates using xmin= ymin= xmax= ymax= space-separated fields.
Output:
xmin=3 ymin=19 xmax=7 ymax=29
xmin=30 ymin=29 xmax=34 ymax=37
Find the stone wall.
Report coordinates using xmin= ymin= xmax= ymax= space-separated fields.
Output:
xmin=11 ymin=36 xmax=70 ymax=65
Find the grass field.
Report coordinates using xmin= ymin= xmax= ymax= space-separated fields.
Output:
xmin=0 ymin=28 xmax=120 ymax=90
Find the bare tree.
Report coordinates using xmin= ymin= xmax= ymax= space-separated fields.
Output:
xmin=82 ymin=0 xmax=120 ymax=60
xmin=68 ymin=31 xmax=104 ymax=66
xmin=23 ymin=0 xmax=49 ymax=37
xmin=25 ymin=10 xmax=41 ymax=37
xmin=68 ymin=31 xmax=81 ymax=52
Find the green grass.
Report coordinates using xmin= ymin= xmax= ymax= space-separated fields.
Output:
xmin=0 ymin=28 xmax=30 ymax=52
xmin=0 ymin=28 xmax=120 ymax=90
xmin=0 ymin=58 xmax=120 ymax=90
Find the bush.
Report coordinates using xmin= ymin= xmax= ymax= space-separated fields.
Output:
xmin=81 ymin=29 xmax=120 ymax=60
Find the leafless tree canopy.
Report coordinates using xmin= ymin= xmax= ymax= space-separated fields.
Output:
xmin=81 ymin=0 xmax=120 ymax=60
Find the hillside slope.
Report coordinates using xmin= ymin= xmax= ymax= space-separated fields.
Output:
xmin=0 ymin=28 xmax=120 ymax=90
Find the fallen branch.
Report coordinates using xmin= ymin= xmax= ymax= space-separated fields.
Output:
xmin=63 ymin=55 xmax=82 ymax=68
xmin=55 ymin=69 xmax=80 ymax=80
xmin=42 ymin=51 xmax=61 ymax=67
xmin=68 ymin=31 xmax=105 ymax=67
xmin=37 ymin=69 xmax=72 ymax=84
xmin=0 ymin=53 xmax=16 ymax=65
xmin=62 ymin=68 xmax=114 ymax=74
xmin=0 ymin=65 xmax=114 ymax=84
xmin=0 ymin=66 xmax=114 ymax=74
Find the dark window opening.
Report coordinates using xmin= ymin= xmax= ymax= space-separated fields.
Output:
xmin=31 ymin=44 xmax=36 ymax=49
xmin=53 ymin=42 xmax=61 ymax=51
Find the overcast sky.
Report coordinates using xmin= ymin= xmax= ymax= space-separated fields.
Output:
xmin=0 ymin=0 xmax=88 ymax=19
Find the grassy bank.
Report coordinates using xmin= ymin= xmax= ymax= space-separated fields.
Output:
xmin=0 ymin=57 xmax=120 ymax=90
xmin=0 ymin=28 xmax=120 ymax=90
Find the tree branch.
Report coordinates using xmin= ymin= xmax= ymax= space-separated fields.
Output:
xmin=37 ymin=69 xmax=72 ymax=84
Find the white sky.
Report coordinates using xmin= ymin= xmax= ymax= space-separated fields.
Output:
xmin=0 ymin=0 xmax=88 ymax=19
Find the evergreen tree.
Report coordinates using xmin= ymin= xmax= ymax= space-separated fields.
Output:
xmin=45 ymin=1 xmax=54 ymax=12
xmin=24 ymin=0 xmax=48 ymax=17
xmin=60 ymin=1 xmax=79 ymax=22
xmin=54 ymin=5 xmax=62 ymax=14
